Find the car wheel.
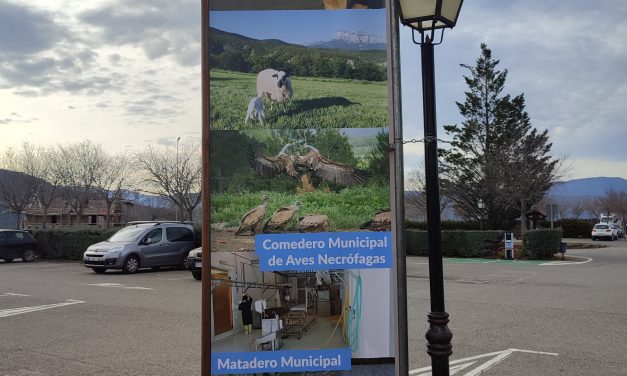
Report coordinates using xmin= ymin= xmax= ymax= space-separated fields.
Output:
xmin=3 ymin=258 xmax=14 ymax=263
xmin=92 ymin=267 xmax=107 ymax=274
xmin=123 ymin=255 xmax=140 ymax=274
xmin=192 ymin=270 xmax=202 ymax=280
xmin=21 ymin=249 xmax=37 ymax=262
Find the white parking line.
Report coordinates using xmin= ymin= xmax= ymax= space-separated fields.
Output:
xmin=540 ymin=256 xmax=593 ymax=266
xmin=0 ymin=300 xmax=85 ymax=318
xmin=0 ymin=293 xmax=31 ymax=297
xmin=84 ymin=283 xmax=154 ymax=290
xmin=409 ymin=348 xmax=558 ymax=375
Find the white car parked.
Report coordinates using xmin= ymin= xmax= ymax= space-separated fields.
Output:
xmin=591 ymin=223 xmax=617 ymax=241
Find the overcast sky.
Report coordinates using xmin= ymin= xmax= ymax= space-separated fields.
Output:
xmin=1 ymin=0 xmax=626 ymax=180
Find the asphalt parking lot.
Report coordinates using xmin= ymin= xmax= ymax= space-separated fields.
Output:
xmin=1 ymin=238 xmax=626 ymax=375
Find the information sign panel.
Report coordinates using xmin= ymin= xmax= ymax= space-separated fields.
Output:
xmin=205 ymin=1 xmax=396 ymax=374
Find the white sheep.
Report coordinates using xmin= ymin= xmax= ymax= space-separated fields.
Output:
xmin=256 ymin=69 xmax=293 ymax=113
xmin=244 ymin=96 xmax=265 ymax=125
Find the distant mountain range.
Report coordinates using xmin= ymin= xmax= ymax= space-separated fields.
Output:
xmin=549 ymin=177 xmax=627 ymax=197
xmin=308 ymin=30 xmax=386 ymax=51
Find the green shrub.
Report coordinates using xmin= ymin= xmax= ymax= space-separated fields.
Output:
xmin=33 ymin=229 xmax=118 ymax=261
xmin=406 ymin=220 xmax=480 ymax=230
xmin=538 ymin=219 xmax=594 ymax=238
xmin=406 ymin=230 xmax=503 ymax=257
xmin=522 ymin=229 xmax=562 ymax=259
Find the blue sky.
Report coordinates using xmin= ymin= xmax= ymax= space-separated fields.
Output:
xmin=209 ymin=10 xmax=386 ymax=45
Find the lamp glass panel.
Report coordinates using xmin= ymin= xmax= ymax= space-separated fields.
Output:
xmin=399 ymin=0 xmax=437 ymax=19
xmin=441 ymin=0 xmax=462 ymax=23
xmin=410 ymin=20 xmax=447 ymax=30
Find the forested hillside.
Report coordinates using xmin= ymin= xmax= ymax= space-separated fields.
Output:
xmin=209 ymin=27 xmax=387 ymax=81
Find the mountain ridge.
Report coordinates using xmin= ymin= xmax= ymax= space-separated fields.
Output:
xmin=550 ymin=176 xmax=627 ymax=197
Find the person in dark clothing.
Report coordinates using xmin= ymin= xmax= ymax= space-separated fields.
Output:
xmin=238 ymin=294 xmax=253 ymax=334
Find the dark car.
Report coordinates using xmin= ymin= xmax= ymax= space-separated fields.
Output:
xmin=0 ymin=229 xmax=38 ymax=263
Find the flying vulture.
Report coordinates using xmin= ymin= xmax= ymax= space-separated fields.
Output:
xmin=297 ymin=145 xmax=372 ymax=186
xmin=263 ymin=201 xmax=301 ymax=233
xmin=359 ymin=208 xmax=391 ymax=231
xmin=248 ymin=143 xmax=297 ymax=179
xmin=235 ymin=195 xmax=270 ymax=236
xmin=296 ymin=214 xmax=330 ymax=233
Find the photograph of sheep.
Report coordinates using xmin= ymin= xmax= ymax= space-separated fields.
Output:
xmin=209 ymin=128 xmax=390 ymax=241
xmin=209 ymin=10 xmax=388 ymax=130
xmin=210 ymin=0 xmax=385 ymax=11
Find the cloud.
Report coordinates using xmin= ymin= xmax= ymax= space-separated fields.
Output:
xmin=79 ymin=0 xmax=201 ymax=66
xmin=0 ymin=1 xmax=67 ymax=55
xmin=0 ymin=111 xmax=37 ymax=125
xmin=401 ymin=0 xmax=627 ymax=168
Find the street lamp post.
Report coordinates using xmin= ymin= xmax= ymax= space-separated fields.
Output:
xmin=396 ymin=1 xmax=463 ymax=375
xmin=478 ymin=198 xmax=485 ymax=230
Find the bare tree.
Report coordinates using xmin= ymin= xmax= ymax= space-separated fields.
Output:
xmin=582 ymin=196 xmax=601 ymax=220
xmin=93 ymin=152 xmax=134 ymax=228
xmin=0 ymin=147 xmax=41 ymax=228
xmin=18 ymin=144 xmax=64 ymax=229
xmin=134 ymin=142 xmax=202 ymax=221
xmin=56 ymin=141 xmax=106 ymax=225
xmin=406 ymin=165 xmax=451 ymax=221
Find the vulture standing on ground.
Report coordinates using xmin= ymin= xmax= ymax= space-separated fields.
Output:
xmin=360 ymin=208 xmax=391 ymax=231
xmin=235 ymin=195 xmax=270 ymax=236
xmin=297 ymin=145 xmax=372 ymax=186
xmin=296 ymin=214 xmax=330 ymax=233
xmin=263 ymin=201 xmax=302 ymax=233
xmin=248 ymin=143 xmax=297 ymax=179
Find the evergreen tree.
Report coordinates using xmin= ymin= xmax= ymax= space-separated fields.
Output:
xmin=441 ymin=44 xmax=561 ymax=231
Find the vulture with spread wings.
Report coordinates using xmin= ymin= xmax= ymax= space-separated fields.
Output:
xmin=247 ymin=143 xmax=297 ymax=179
xmin=296 ymin=145 xmax=372 ymax=186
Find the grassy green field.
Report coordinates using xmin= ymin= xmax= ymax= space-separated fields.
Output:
xmin=211 ymin=186 xmax=389 ymax=230
xmin=210 ymin=69 xmax=388 ymax=130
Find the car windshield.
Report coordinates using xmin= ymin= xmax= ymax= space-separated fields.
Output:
xmin=108 ymin=226 xmax=149 ymax=242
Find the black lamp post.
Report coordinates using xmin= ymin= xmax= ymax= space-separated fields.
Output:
xmin=478 ymin=198 xmax=485 ymax=230
xmin=396 ymin=1 xmax=463 ymax=375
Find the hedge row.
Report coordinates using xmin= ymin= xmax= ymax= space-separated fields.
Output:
xmin=31 ymin=227 xmax=562 ymax=261
xmin=538 ymin=219 xmax=594 ymax=238
xmin=407 ymin=229 xmax=563 ymax=259
xmin=522 ymin=229 xmax=562 ymax=259
xmin=33 ymin=229 xmax=118 ymax=261
xmin=406 ymin=220 xmax=480 ymax=231
xmin=32 ymin=226 xmax=203 ymax=261
xmin=406 ymin=230 xmax=504 ymax=258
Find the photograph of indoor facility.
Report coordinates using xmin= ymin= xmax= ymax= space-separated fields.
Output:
xmin=209 ymin=250 xmax=394 ymax=359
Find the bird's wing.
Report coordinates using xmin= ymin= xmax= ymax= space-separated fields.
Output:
xmin=248 ymin=149 xmax=284 ymax=178
xmin=308 ymin=154 xmax=373 ymax=186
xmin=241 ymin=205 xmax=266 ymax=226
xmin=267 ymin=207 xmax=295 ymax=226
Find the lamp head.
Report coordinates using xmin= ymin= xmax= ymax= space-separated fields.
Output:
xmin=397 ymin=0 xmax=463 ymax=32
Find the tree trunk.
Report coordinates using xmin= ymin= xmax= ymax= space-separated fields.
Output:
xmin=42 ymin=207 xmax=49 ymax=229
xmin=519 ymin=199 xmax=527 ymax=238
